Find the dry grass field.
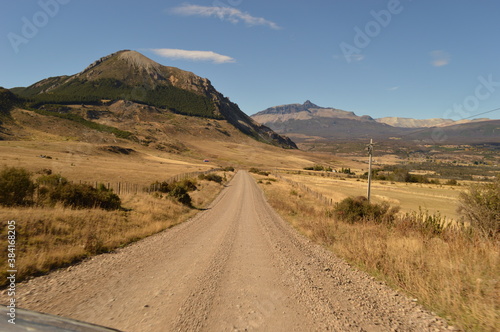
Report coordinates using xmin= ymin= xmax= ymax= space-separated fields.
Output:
xmin=254 ymin=173 xmax=499 ymax=332
xmin=0 ymin=141 xmax=213 ymax=186
xmin=279 ymin=172 xmax=464 ymax=221
xmin=0 ymin=172 xmax=231 ymax=286
xmin=2 ymin=103 xmax=498 ymax=331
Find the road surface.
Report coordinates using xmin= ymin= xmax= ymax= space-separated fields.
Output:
xmin=3 ymin=171 xmax=449 ymax=331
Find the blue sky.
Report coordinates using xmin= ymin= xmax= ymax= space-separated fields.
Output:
xmin=1 ymin=0 xmax=499 ymax=120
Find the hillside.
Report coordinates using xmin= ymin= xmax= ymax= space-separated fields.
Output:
xmin=375 ymin=117 xmax=492 ymax=128
xmin=252 ymin=100 xmax=500 ymax=144
xmin=375 ymin=117 xmax=453 ymax=128
xmin=0 ymin=87 xmax=21 ymax=116
xmin=11 ymin=50 xmax=296 ymax=149
xmin=252 ymin=101 xmax=409 ymax=142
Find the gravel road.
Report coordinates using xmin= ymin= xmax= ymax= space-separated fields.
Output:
xmin=3 ymin=171 xmax=451 ymax=331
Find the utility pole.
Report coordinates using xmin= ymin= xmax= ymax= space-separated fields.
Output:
xmin=367 ymin=139 xmax=374 ymax=202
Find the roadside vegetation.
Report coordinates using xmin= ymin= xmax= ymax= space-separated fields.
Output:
xmin=0 ymin=166 xmax=233 ymax=286
xmin=255 ymin=173 xmax=499 ymax=332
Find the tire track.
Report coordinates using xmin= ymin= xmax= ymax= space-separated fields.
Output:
xmin=1 ymin=171 xmax=451 ymax=331
xmin=172 ymin=180 xmax=242 ymax=331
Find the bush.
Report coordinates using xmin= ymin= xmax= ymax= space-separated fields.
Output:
xmin=201 ymin=173 xmax=223 ymax=183
xmin=178 ymin=178 xmax=197 ymax=192
xmin=303 ymin=165 xmax=333 ymax=172
xmin=150 ymin=178 xmax=197 ymax=194
xmin=47 ymin=183 xmax=121 ymax=210
xmin=169 ymin=185 xmax=192 ymax=206
xmin=150 ymin=178 xmax=197 ymax=206
xmin=333 ymin=196 xmax=399 ymax=224
xmin=398 ymin=208 xmax=447 ymax=237
xmin=37 ymin=173 xmax=69 ymax=187
xmin=0 ymin=166 xmax=35 ymax=206
xmin=222 ymin=166 xmax=235 ymax=172
xmin=150 ymin=181 xmax=171 ymax=193
xmin=445 ymin=179 xmax=458 ymax=186
xmin=458 ymin=177 xmax=500 ymax=237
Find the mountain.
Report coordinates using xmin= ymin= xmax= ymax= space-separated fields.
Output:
xmin=0 ymin=87 xmax=21 ymax=116
xmin=375 ymin=117 xmax=454 ymax=128
xmin=252 ymin=100 xmax=374 ymax=123
xmin=12 ymin=50 xmax=296 ymax=149
xmin=251 ymin=101 xmax=500 ymax=144
xmin=252 ymin=101 xmax=406 ymax=141
xmin=375 ymin=117 xmax=492 ymax=128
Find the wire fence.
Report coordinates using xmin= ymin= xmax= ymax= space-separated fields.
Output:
xmin=39 ymin=168 xmax=223 ymax=195
xmin=272 ymin=172 xmax=334 ymax=206
xmin=274 ymin=168 xmax=355 ymax=179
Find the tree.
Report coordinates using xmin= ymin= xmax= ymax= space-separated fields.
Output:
xmin=0 ymin=167 xmax=35 ymax=206
xmin=458 ymin=177 xmax=500 ymax=237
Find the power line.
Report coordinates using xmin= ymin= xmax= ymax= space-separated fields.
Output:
xmin=401 ymin=106 xmax=500 ymax=141
xmin=367 ymin=139 xmax=374 ymax=202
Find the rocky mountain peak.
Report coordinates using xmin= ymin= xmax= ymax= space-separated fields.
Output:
xmin=303 ymin=100 xmax=320 ymax=109
xmin=117 ymin=50 xmax=163 ymax=73
xmin=11 ymin=50 xmax=297 ymax=149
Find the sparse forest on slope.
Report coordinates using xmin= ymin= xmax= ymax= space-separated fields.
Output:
xmin=11 ymin=50 xmax=296 ymax=149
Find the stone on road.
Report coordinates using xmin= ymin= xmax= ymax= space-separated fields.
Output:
xmin=3 ymin=171 xmax=448 ymax=331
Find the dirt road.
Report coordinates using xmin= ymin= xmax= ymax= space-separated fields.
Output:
xmin=4 ymin=171 xmax=450 ymax=331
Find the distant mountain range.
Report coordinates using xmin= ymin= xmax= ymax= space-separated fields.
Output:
xmin=251 ymin=101 xmax=500 ymax=144
xmin=7 ymin=50 xmax=296 ymax=149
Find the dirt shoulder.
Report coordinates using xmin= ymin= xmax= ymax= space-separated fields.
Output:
xmin=1 ymin=171 xmax=449 ymax=331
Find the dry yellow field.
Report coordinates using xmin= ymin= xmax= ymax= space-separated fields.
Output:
xmin=255 ymin=173 xmax=499 ymax=332
xmin=279 ymin=172 xmax=464 ymax=221
xmin=0 ymin=141 xmax=213 ymax=185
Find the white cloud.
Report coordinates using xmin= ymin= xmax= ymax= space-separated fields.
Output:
xmin=334 ymin=53 xmax=365 ymax=62
xmin=349 ymin=53 xmax=365 ymax=62
xmin=430 ymin=50 xmax=450 ymax=67
xmin=150 ymin=48 xmax=235 ymax=64
xmin=387 ymin=86 xmax=399 ymax=91
xmin=150 ymin=48 xmax=236 ymax=64
xmin=171 ymin=4 xmax=281 ymax=30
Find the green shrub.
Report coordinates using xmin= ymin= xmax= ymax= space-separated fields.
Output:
xmin=458 ymin=177 xmax=500 ymax=237
xmin=150 ymin=178 xmax=197 ymax=206
xmin=150 ymin=179 xmax=197 ymax=194
xmin=48 ymin=183 xmax=121 ymax=210
xmin=398 ymin=208 xmax=447 ymax=237
xmin=0 ymin=166 xmax=35 ymax=206
xmin=203 ymin=173 xmax=223 ymax=183
xmin=169 ymin=185 xmax=192 ymax=206
xmin=178 ymin=178 xmax=197 ymax=192
xmin=149 ymin=181 xmax=171 ymax=193
xmin=37 ymin=173 xmax=69 ymax=187
xmin=303 ymin=165 xmax=332 ymax=171
xmin=445 ymin=179 xmax=458 ymax=186
xmin=223 ymin=166 xmax=235 ymax=172
xmin=333 ymin=196 xmax=399 ymax=224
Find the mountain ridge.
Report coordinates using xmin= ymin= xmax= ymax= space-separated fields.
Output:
xmin=252 ymin=100 xmax=493 ymax=128
xmin=251 ymin=101 xmax=500 ymax=144
xmin=10 ymin=50 xmax=297 ymax=149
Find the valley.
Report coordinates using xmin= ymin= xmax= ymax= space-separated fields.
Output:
xmin=0 ymin=50 xmax=498 ymax=332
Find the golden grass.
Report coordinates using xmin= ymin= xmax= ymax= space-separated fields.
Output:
xmin=0 ymin=141 xmax=213 ymax=186
xmin=280 ymin=172 xmax=463 ymax=221
xmin=0 ymin=176 xmax=228 ymax=286
xmin=256 ymin=175 xmax=499 ymax=332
